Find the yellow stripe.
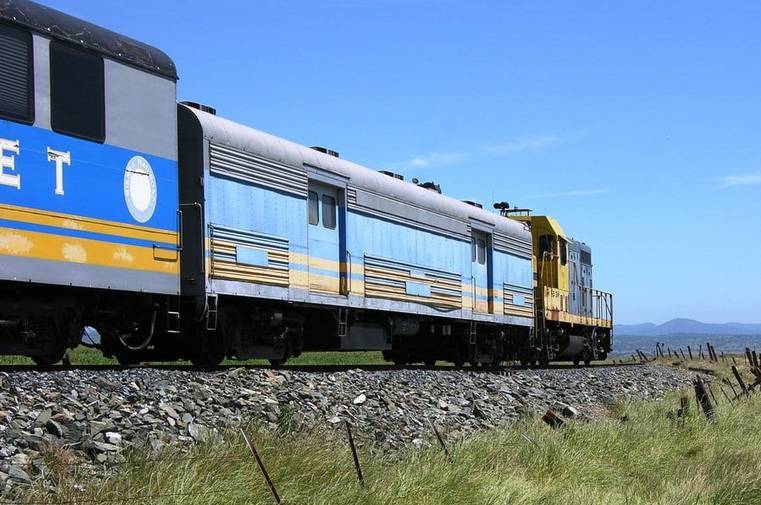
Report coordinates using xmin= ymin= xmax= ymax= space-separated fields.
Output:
xmin=0 ymin=203 xmax=177 ymax=244
xmin=0 ymin=227 xmax=178 ymax=274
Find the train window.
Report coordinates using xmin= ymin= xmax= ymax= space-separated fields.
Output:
xmin=538 ymin=235 xmax=555 ymax=258
xmin=471 ymin=239 xmax=476 ymax=262
xmin=308 ymin=191 xmax=319 ymax=225
xmin=476 ymin=239 xmax=486 ymax=265
xmin=580 ymin=250 xmax=592 ymax=265
xmin=322 ymin=195 xmax=336 ymax=229
xmin=50 ymin=42 xmax=104 ymax=142
xmin=0 ymin=23 xmax=33 ymax=123
xmin=559 ymin=238 xmax=568 ymax=265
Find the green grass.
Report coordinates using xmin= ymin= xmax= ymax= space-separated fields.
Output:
xmin=0 ymin=346 xmax=388 ymax=367
xmin=18 ymin=388 xmax=761 ymax=505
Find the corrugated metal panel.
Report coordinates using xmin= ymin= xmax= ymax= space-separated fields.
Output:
xmin=0 ymin=24 xmax=30 ymax=118
xmin=503 ymin=283 xmax=534 ymax=318
xmin=210 ymin=225 xmax=289 ymax=287
xmin=493 ymin=232 xmax=532 ymax=257
xmin=364 ymin=255 xmax=461 ymax=310
xmin=209 ymin=143 xmax=307 ymax=196
xmin=347 ymin=187 xmax=357 ymax=205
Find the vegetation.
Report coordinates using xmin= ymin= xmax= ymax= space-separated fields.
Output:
xmin=0 ymin=346 xmax=389 ymax=367
xmin=19 ymin=378 xmax=761 ymax=505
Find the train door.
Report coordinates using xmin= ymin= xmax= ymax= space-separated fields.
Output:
xmin=471 ymin=231 xmax=492 ymax=313
xmin=307 ymin=182 xmax=342 ymax=294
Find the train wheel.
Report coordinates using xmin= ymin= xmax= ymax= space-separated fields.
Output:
xmin=584 ymin=358 xmax=591 ymax=366
xmin=191 ymin=329 xmax=226 ymax=367
xmin=31 ymin=347 xmax=66 ymax=366
xmin=268 ymin=358 xmax=288 ymax=366
xmin=573 ymin=357 xmax=580 ymax=366
xmin=424 ymin=359 xmax=436 ymax=367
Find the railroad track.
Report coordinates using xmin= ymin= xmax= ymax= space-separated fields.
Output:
xmin=0 ymin=361 xmax=642 ymax=374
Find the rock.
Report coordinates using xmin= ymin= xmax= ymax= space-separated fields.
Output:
xmin=104 ymin=432 xmax=122 ymax=445
xmin=34 ymin=409 xmax=52 ymax=428
xmin=7 ymin=466 xmax=31 ymax=484
xmin=353 ymin=394 xmax=367 ymax=405
xmin=437 ymin=399 xmax=448 ymax=410
xmin=159 ymin=403 xmax=180 ymax=420
xmin=46 ymin=419 xmax=65 ymax=438
xmin=561 ymin=405 xmax=579 ymax=418
xmin=187 ymin=423 xmax=209 ymax=441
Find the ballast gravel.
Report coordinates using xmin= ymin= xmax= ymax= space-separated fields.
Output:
xmin=0 ymin=363 xmax=701 ymax=496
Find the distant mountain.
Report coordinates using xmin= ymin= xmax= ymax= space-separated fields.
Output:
xmin=615 ymin=318 xmax=761 ymax=337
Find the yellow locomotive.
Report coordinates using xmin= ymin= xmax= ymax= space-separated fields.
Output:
xmin=500 ymin=205 xmax=613 ymax=365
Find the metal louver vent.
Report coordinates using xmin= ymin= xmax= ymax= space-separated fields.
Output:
xmin=0 ymin=24 xmax=32 ymax=121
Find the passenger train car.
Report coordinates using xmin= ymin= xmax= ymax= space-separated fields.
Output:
xmin=0 ymin=0 xmax=612 ymax=366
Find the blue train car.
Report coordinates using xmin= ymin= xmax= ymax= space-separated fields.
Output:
xmin=0 ymin=0 xmax=180 ymax=363
xmin=176 ymin=104 xmax=534 ymax=365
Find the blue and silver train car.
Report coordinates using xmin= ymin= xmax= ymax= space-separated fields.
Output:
xmin=0 ymin=0 xmax=180 ymax=363
xmin=177 ymin=104 xmax=534 ymax=366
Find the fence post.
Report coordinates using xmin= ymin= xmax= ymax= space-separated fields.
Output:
xmin=427 ymin=418 xmax=451 ymax=460
xmin=345 ymin=421 xmax=365 ymax=487
xmin=745 ymin=348 xmax=754 ymax=367
xmin=240 ymin=429 xmax=282 ymax=504
xmin=732 ymin=365 xmax=748 ymax=394
xmin=693 ymin=377 xmax=714 ymax=419
xmin=707 ymin=383 xmax=718 ymax=405
xmin=687 ymin=346 xmax=693 ymax=360
xmin=680 ymin=349 xmax=686 ymax=360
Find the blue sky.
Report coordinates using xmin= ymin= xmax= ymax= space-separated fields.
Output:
xmin=45 ymin=0 xmax=761 ymax=324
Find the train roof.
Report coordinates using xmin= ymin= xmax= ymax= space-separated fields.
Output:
xmin=181 ymin=104 xmax=531 ymax=243
xmin=0 ymin=0 xmax=177 ymax=80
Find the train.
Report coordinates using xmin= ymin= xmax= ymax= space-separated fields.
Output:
xmin=0 ymin=0 xmax=613 ymax=367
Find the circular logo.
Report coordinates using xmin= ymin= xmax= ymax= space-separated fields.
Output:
xmin=123 ymin=156 xmax=157 ymax=223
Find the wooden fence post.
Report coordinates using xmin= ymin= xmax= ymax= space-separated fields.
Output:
xmin=694 ymin=377 xmax=714 ymax=418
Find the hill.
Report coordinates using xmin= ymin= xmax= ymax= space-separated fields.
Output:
xmin=615 ymin=318 xmax=761 ymax=337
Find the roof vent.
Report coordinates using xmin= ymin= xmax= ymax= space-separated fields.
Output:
xmin=311 ymin=146 xmax=340 ymax=158
xmin=379 ymin=170 xmax=404 ymax=181
xmin=181 ymin=101 xmax=216 ymax=115
xmin=412 ymin=179 xmax=442 ymax=194
xmin=463 ymin=200 xmax=483 ymax=209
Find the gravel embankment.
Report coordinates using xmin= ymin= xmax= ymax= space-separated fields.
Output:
xmin=0 ymin=364 xmax=700 ymax=495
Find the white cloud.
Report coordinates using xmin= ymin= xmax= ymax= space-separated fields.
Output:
xmin=715 ymin=173 xmax=761 ymax=188
xmin=391 ymin=134 xmax=562 ymax=170
xmin=525 ymin=188 xmax=610 ymax=199
xmin=393 ymin=151 xmax=469 ymax=169
xmin=481 ymin=135 xmax=561 ymax=154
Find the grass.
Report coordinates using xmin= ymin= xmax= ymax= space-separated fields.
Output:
xmin=0 ymin=346 xmax=389 ymax=367
xmin=17 ymin=379 xmax=761 ymax=505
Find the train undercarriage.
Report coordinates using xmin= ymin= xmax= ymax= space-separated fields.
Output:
xmin=0 ymin=282 xmax=609 ymax=368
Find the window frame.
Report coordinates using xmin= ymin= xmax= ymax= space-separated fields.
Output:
xmin=559 ymin=238 xmax=568 ymax=266
xmin=0 ymin=22 xmax=35 ymax=124
xmin=307 ymin=191 xmax=319 ymax=225
xmin=321 ymin=194 xmax=337 ymax=230
xmin=49 ymin=40 xmax=105 ymax=143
